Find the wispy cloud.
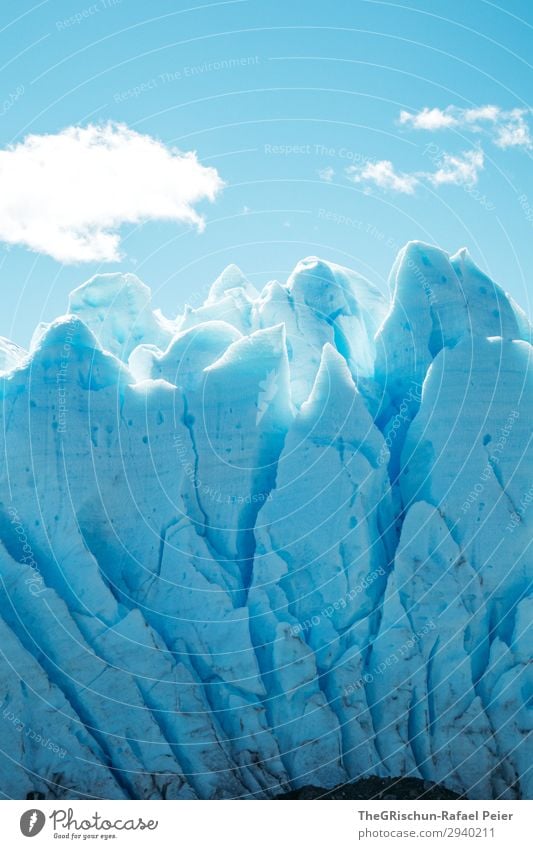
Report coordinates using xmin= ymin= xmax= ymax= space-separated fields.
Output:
xmin=493 ymin=111 xmax=532 ymax=149
xmin=0 ymin=122 xmax=223 ymax=263
xmin=427 ymin=149 xmax=484 ymax=186
xmin=317 ymin=165 xmax=335 ymax=182
xmin=346 ymin=159 xmax=419 ymax=194
xmin=399 ymin=104 xmax=532 ymax=149
xmin=345 ymin=149 xmax=484 ymax=194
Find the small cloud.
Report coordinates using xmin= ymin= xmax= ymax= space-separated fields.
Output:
xmin=428 ymin=149 xmax=484 ymax=186
xmin=399 ymin=104 xmax=532 ymax=149
xmin=346 ymin=159 xmax=419 ymax=194
xmin=463 ymin=105 xmax=500 ymax=124
xmin=317 ymin=166 xmax=335 ymax=182
xmin=494 ymin=109 xmax=532 ymax=149
xmin=399 ymin=107 xmax=457 ymax=130
xmin=0 ymin=122 xmax=224 ymax=263
xmin=345 ymin=149 xmax=484 ymax=195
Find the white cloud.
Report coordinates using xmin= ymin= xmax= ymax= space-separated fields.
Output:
xmin=428 ymin=149 xmax=484 ymax=186
xmin=0 ymin=122 xmax=224 ymax=263
xmin=494 ymin=109 xmax=532 ymax=149
xmin=317 ymin=166 xmax=335 ymax=182
xmin=399 ymin=104 xmax=532 ymax=149
xmin=345 ymin=149 xmax=484 ymax=194
xmin=462 ymin=105 xmax=500 ymax=123
xmin=399 ymin=107 xmax=457 ymax=130
xmin=346 ymin=159 xmax=419 ymax=194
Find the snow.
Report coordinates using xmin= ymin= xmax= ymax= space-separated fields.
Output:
xmin=0 ymin=336 xmax=26 ymax=373
xmin=68 ymin=271 xmax=175 ymax=359
xmin=0 ymin=243 xmax=530 ymax=799
xmin=206 ymin=263 xmax=259 ymax=304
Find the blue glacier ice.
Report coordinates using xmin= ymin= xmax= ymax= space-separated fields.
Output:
xmin=0 ymin=242 xmax=531 ymax=799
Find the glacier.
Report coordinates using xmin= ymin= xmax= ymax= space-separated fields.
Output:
xmin=0 ymin=241 xmax=531 ymax=800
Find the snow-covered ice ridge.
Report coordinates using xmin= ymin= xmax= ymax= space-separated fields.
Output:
xmin=0 ymin=241 xmax=531 ymax=800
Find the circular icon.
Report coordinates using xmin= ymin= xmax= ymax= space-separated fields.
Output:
xmin=20 ymin=809 xmax=46 ymax=837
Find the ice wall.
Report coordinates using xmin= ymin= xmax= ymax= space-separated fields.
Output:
xmin=0 ymin=243 xmax=530 ymax=799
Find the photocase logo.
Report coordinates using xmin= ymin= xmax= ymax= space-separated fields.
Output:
xmin=20 ymin=809 xmax=46 ymax=837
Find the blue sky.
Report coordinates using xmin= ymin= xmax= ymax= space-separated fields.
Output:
xmin=0 ymin=0 xmax=531 ymax=346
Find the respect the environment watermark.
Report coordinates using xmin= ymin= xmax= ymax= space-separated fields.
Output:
xmin=113 ymin=56 xmax=261 ymax=102
xmin=56 ymin=0 xmax=122 ymax=30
